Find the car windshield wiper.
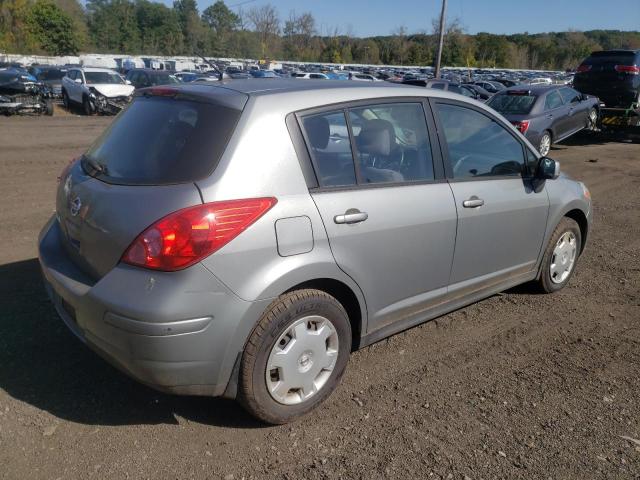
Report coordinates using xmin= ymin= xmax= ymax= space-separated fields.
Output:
xmin=82 ymin=155 xmax=108 ymax=176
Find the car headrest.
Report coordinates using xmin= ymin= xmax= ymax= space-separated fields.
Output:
xmin=304 ymin=116 xmax=330 ymax=150
xmin=357 ymin=119 xmax=396 ymax=157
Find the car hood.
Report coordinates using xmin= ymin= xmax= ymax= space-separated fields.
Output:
xmin=90 ymin=84 xmax=135 ymax=98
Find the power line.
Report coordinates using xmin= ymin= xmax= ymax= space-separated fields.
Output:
xmin=229 ymin=0 xmax=257 ymax=7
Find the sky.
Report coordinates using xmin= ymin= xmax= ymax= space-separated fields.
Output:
xmin=187 ymin=0 xmax=640 ymax=37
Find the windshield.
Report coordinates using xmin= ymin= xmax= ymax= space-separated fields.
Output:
xmin=487 ymin=94 xmax=537 ymax=115
xmin=83 ymin=96 xmax=242 ymax=185
xmin=84 ymin=72 xmax=124 ymax=85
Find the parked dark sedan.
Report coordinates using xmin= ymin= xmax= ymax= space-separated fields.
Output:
xmin=487 ymin=85 xmax=599 ymax=155
xmin=125 ymin=69 xmax=180 ymax=89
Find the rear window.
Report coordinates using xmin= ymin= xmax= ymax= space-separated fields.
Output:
xmin=584 ymin=51 xmax=637 ymax=65
xmin=487 ymin=94 xmax=537 ymax=114
xmin=83 ymin=96 xmax=241 ymax=185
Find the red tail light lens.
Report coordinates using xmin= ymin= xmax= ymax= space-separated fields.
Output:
xmin=576 ymin=64 xmax=592 ymax=73
xmin=122 ymin=197 xmax=277 ymax=271
xmin=512 ymin=120 xmax=530 ymax=134
xmin=614 ymin=64 xmax=640 ymax=75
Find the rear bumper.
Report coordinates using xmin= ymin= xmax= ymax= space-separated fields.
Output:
xmin=38 ymin=215 xmax=269 ymax=396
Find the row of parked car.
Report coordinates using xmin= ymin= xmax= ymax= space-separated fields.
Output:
xmin=3 ymin=50 xmax=639 ymax=148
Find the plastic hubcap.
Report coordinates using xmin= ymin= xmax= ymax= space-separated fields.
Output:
xmin=265 ymin=315 xmax=339 ymax=405
xmin=550 ymin=231 xmax=577 ymax=284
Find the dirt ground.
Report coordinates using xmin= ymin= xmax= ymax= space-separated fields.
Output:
xmin=0 ymin=115 xmax=638 ymax=480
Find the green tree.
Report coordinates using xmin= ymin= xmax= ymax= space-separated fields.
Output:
xmin=201 ymin=0 xmax=239 ymax=56
xmin=87 ymin=0 xmax=141 ymax=53
xmin=27 ymin=0 xmax=80 ymax=54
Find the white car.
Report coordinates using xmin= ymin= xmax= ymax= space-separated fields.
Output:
xmin=61 ymin=67 xmax=134 ymax=115
xmin=348 ymin=73 xmax=382 ymax=82
xmin=529 ymin=77 xmax=553 ymax=85
xmin=291 ymin=72 xmax=329 ymax=80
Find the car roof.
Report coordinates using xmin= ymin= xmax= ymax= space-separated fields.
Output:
xmin=197 ymin=78 xmax=413 ymax=96
xmin=74 ymin=67 xmax=118 ymax=73
xmin=129 ymin=68 xmax=175 ymax=74
xmin=504 ymin=84 xmax=563 ymax=94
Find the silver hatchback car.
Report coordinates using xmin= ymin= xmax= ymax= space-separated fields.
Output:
xmin=39 ymin=80 xmax=592 ymax=424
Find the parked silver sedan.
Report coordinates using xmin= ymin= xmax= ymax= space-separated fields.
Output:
xmin=39 ymin=80 xmax=592 ymax=423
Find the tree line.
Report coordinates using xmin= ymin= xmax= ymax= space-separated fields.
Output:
xmin=1 ymin=0 xmax=639 ymax=70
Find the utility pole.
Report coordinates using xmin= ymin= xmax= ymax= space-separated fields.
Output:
xmin=434 ymin=0 xmax=447 ymax=78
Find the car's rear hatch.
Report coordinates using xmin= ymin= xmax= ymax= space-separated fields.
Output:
xmin=574 ymin=51 xmax=639 ymax=107
xmin=55 ymin=85 xmax=248 ymax=279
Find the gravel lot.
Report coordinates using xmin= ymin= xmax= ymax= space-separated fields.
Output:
xmin=0 ymin=116 xmax=638 ymax=480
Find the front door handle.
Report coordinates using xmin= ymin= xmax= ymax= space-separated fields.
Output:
xmin=462 ymin=196 xmax=484 ymax=208
xmin=334 ymin=209 xmax=368 ymax=224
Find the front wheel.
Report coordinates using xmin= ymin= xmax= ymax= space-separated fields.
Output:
xmin=239 ymin=289 xmax=352 ymax=424
xmin=82 ymin=96 xmax=94 ymax=116
xmin=587 ymin=108 xmax=598 ymax=131
xmin=538 ymin=131 xmax=552 ymax=156
xmin=537 ymin=217 xmax=582 ymax=293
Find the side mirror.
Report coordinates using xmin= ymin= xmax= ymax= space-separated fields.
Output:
xmin=125 ymin=79 xmax=132 ymax=85
xmin=74 ymin=78 xmax=82 ymax=84
xmin=537 ymin=156 xmax=560 ymax=180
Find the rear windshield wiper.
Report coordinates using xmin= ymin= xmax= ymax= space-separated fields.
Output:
xmin=82 ymin=155 xmax=108 ymax=176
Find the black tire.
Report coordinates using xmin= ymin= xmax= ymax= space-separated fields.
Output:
xmin=537 ymin=217 xmax=582 ymax=293
xmin=61 ymin=90 xmax=70 ymax=110
xmin=44 ymin=100 xmax=54 ymax=116
xmin=238 ymin=289 xmax=352 ymax=424
xmin=82 ymin=95 xmax=94 ymax=116
xmin=539 ymin=131 xmax=552 ymax=156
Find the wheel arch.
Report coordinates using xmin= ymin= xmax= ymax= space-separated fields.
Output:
xmin=563 ymin=208 xmax=589 ymax=254
xmin=284 ymin=278 xmax=364 ymax=351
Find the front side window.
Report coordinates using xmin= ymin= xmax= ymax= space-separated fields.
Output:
xmin=348 ymin=103 xmax=434 ymax=184
xmin=560 ymin=87 xmax=581 ymax=104
xmin=301 ymin=111 xmax=357 ymax=187
xmin=544 ymin=90 xmax=564 ymax=110
xmin=436 ymin=103 xmax=525 ymax=179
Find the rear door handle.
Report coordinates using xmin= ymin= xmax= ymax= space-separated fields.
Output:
xmin=334 ymin=210 xmax=368 ymax=224
xmin=462 ymin=196 xmax=484 ymax=208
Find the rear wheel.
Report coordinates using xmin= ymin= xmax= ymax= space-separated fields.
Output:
xmin=538 ymin=131 xmax=552 ymax=156
xmin=537 ymin=217 xmax=582 ymax=293
xmin=239 ymin=289 xmax=352 ymax=424
xmin=62 ymin=90 xmax=70 ymax=110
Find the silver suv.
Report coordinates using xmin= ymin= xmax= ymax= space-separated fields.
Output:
xmin=39 ymin=80 xmax=592 ymax=424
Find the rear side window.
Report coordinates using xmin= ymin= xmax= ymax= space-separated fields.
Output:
xmin=301 ymin=103 xmax=435 ymax=187
xmin=349 ymin=103 xmax=434 ymax=184
xmin=436 ymin=103 xmax=524 ymax=179
xmin=83 ymin=97 xmax=241 ymax=185
xmin=544 ymin=90 xmax=563 ymax=110
xmin=302 ymin=111 xmax=357 ymax=187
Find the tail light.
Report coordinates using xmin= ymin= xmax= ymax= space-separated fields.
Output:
xmin=512 ymin=120 xmax=530 ymax=134
xmin=576 ymin=64 xmax=592 ymax=73
xmin=614 ymin=65 xmax=639 ymax=75
xmin=122 ymin=197 xmax=277 ymax=271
